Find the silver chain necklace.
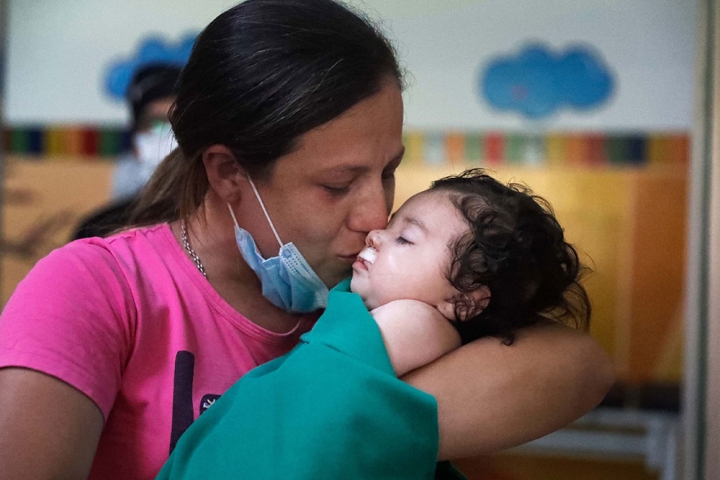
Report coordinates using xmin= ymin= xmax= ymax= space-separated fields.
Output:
xmin=180 ymin=220 xmax=208 ymax=279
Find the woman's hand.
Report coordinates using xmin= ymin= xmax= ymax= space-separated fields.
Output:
xmin=403 ymin=323 xmax=614 ymax=460
xmin=0 ymin=367 xmax=104 ymax=480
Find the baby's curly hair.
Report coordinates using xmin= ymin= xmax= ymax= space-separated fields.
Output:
xmin=430 ymin=168 xmax=591 ymax=345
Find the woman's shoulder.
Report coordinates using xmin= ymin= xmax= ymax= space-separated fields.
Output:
xmin=13 ymin=223 xmax=175 ymax=305
xmin=0 ymin=226 xmax=181 ymax=366
xmin=83 ymin=222 xmax=172 ymax=246
xmin=0 ymin=226 xmax=172 ymax=421
xmin=64 ymin=223 xmax=175 ymax=265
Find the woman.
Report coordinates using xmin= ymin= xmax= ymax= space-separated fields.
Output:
xmin=0 ymin=1 xmax=613 ymax=479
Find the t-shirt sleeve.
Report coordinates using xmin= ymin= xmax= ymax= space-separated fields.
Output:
xmin=0 ymin=239 xmax=136 ymax=418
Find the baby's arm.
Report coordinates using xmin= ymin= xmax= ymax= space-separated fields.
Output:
xmin=371 ymin=299 xmax=462 ymax=377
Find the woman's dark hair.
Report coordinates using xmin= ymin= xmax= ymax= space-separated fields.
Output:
xmin=131 ymin=0 xmax=402 ymax=225
xmin=431 ymin=168 xmax=592 ymax=345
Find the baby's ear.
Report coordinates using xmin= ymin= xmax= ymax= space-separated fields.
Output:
xmin=438 ymin=286 xmax=491 ymax=321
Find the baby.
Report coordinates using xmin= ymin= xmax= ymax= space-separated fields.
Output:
xmin=354 ymin=167 xmax=591 ymax=375
xmin=158 ymin=168 xmax=591 ymax=480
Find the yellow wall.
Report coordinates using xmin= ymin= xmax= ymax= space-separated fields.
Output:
xmin=0 ymin=157 xmax=113 ymax=305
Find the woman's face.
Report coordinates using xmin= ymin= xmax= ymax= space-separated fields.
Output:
xmin=246 ymin=82 xmax=405 ymax=288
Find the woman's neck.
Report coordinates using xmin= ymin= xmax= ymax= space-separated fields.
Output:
xmin=170 ymin=195 xmax=304 ymax=333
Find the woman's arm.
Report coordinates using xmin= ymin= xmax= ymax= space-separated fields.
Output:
xmin=403 ymin=323 xmax=614 ymax=460
xmin=0 ymin=368 xmax=104 ymax=480
xmin=0 ymin=242 xmax=134 ymax=479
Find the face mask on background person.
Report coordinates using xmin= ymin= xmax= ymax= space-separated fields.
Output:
xmin=134 ymin=121 xmax=178 ymax=171
xmin=227 ymin=178 xmax=330 ymax=313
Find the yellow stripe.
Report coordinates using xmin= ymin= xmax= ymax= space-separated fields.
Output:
xmin=404 ymin=132 xmax=424 ymax=165
xmin=545 ymin=134 xmax=566 ymax=166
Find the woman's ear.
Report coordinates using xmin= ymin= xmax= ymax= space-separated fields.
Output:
xmin=438 ymin=286 xmax=491 ymax=321
xmin=202 ymin=145 xmax=246 ymax=203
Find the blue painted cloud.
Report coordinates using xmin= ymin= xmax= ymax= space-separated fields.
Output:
xmin=481 ymin=44 xmax=614 ymax=119
xmin=105 ymin=33 xmax=197 ymax=101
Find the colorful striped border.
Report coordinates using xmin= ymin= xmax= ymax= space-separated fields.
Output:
xmin=402 ymin=131 xmax=689 ymax=168
xmin=3 ymin=126 xmax=131 ymax=158
xmin=2 ymin=126 xmax=689 ymax=167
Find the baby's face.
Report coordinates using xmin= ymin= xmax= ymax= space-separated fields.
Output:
xmin=350 ymin=190 xmax=467 ymax=311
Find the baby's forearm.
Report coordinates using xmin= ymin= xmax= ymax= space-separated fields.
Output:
xmin=371 ymin=300 xmax=462 ymax=376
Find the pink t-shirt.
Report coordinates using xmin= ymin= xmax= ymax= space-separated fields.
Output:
xmin=0 ymin=223 xmax=314 ymax=480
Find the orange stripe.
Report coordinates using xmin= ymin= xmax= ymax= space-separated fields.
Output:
xmin=667 ymin=134 xmax=690 ymax=165
xmin=445 ymin=133 xmax=465 ymax=167
xmin=65 ymin=126 xmax=84 ymax=156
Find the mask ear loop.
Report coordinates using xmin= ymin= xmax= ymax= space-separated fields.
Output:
xmin=227 ymin=203 xmax=241 ymax=228
xmin=227 ymin=177 xmax=284 ymax=249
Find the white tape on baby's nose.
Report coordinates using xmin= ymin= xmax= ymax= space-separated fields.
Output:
xmin=358 ymin=246 xmax=377 ymax=264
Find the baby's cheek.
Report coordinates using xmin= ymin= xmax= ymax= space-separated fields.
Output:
xmin=349 ymin=276 xmax=362 ymax=295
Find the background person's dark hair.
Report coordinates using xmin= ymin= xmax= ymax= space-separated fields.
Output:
xmin=126 ymin=63 xmax=183 ymax=135
xmin=130 ymin=0 xmax=403 ymax=226
xmin=431 ymin=168 xmax=592 ymax=345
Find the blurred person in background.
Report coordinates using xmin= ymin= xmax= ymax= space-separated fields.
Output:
xmin=72 ymin=64 xmax=182 ymax=239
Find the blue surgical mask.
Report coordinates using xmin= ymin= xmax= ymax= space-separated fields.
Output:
xmin=227 ymin=179 xmax=329 ymax=313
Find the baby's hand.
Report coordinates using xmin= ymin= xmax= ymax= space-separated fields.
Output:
xmin=371 ymin=300 xmax=462 ymax=377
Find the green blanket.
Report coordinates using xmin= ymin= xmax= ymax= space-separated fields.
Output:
xmin=158 ymin=279 xmax=440 ymax=479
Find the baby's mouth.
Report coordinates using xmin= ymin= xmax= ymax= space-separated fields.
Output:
xmin=358 ymin=246 xmax=377 ymax=265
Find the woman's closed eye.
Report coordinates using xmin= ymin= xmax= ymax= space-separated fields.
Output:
xmin=322 ymin=184 xmax=351 ymax=195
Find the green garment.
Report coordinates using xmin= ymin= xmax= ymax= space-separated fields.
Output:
xmin=158 ymin=279 xmax=440 ymax=479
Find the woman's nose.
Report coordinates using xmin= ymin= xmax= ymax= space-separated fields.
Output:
xmin=348 ymin=183 xmax=392 ymax=234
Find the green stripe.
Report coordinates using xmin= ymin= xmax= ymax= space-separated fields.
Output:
xmin=99 ymin=129 xmax=122 ymax=156
xmin=504 ymin=133 xmax=526 ymax=163
xmin=464 ymin=133 xmax=483 ymax=163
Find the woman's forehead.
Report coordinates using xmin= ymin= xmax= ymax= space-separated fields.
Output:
xmin=269 ymin=85 xmax=404 ymax=178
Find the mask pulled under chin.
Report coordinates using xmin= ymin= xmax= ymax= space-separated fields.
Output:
xmin=234 ymin=226 xmax=329 ymax=313
xmin=228 ymin=189 xmax=329 ymax=313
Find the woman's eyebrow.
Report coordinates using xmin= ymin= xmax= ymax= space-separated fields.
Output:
xmin=320 ymin=165 xmax=368 ymax=175
xmin=322 ymin=147 xmax=405 ymax=175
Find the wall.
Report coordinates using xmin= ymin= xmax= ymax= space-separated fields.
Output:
xmin=4 ymin=0 xmax=697 ymax=130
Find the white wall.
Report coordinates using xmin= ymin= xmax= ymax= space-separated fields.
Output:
xmin=3 ymin=0 xmax=698 ymax=130
xmin=4 ymin=0 xmax=234 ymax=124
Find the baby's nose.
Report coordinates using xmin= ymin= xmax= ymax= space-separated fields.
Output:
xmin=366 ymin=230 xmax=382 ymax=248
